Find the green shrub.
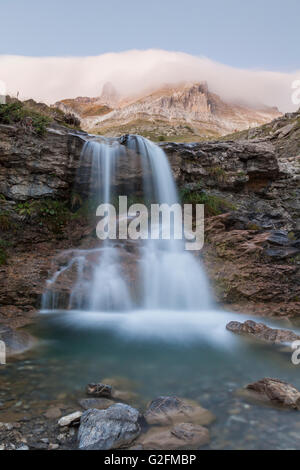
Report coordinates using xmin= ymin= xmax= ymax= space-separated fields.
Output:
xmin=180 ymin=185 xmax=235 ymax=216
xmin=0 ymin=102 xmax=51 ymax=136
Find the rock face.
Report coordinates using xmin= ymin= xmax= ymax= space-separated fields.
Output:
xmin=59 ymin=82 xmax=281 ymax=139
xmin=162 ymin=140 xmax=279 ymax=190
xmin=144 ymin=396 xmax=215 ymax=427
xmin=226 ymin=320 xmax=300 ymax=344
xmin=77 ymin=404 xmax=141 ymax=450
xmin=0 ymin=124 xmax=85 ymax=201
xmin=245 ymin=378 xmax=300 ymax=409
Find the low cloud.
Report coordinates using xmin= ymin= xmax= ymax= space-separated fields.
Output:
xmin=0 ymin=49 xmax=299 ymax=112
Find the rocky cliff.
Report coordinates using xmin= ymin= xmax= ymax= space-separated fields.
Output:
xmin=0 ymin=110 xmax=299 ymax=326
xmin=56 ymin=82 xmax=281 ymax=141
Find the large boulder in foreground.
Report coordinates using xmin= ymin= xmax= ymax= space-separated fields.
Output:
xmin=245 ymin=378 xmax=300 ymax=409
xmin=78 ymin=403 xmax=141 ymax=450
xmin=144 ymin=396 xmax=215 ymax=427
xmin=226 ymin=320 xmax=300 ymax=345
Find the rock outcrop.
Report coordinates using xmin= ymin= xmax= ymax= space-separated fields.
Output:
xmin=59 ymin=82 xmax=281 ymax=140
xmin=0 ymin=124 xmax=85 ymax=201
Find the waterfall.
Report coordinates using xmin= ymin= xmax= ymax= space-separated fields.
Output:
xmin=41 ymin=135 xmax=213 ymax=313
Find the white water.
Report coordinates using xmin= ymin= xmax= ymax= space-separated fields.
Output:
xmin=42 ymin=135 xmax=213 ymax=315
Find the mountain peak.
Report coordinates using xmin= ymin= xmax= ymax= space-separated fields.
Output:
xmin=100 ymin=82 xmax=120 ymax=107
xmin=54 ymin=81 xmax=282 ymax=141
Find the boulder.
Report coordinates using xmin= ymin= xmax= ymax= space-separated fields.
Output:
xmin=245 ymin=378 xmax=300 ymax=409
xmin=77 ymin=403 xmax=141 ymax=450
xmin=144 ymin=396 xmax=214 ymax=427
xmin=226 ymin=320 xmax=300 ymax=345
xmin=137 ymin=423 xmax=210 ymax=450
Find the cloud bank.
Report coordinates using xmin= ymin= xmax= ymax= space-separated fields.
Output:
xmin=0 ymin=49 xmax=299 ymax=112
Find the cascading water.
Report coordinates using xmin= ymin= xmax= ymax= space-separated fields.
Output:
xmin=127 ymin=135 xmax=212 ymax=310
xmin=41 ymin=135 xmax=213 ymax=314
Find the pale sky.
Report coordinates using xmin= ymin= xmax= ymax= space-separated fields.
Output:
xmin=0 ymin=0 xmax=299 ymax=70
xmin=0 ymin=0 xmax=299 ymax=111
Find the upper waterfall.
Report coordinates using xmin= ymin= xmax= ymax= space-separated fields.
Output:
xmin=42 ymin=135 xmax=213 ymax=313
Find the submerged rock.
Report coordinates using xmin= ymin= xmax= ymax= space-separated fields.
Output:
xmin=245 ymin=378 xmax=300 ymax=409
xmin=226 ymin=320 xmax=300 ymax=345
xmin=78 ymin=403 xmax=141 ymax=450
xmin=137 ymin=423 xmax=210 ymax=450
xmin=86 ymin=383 xmax=113 ymax=398
xmin=44 ymin=406 xmax=62 ymax=420
xmin=144 ymin=396 xmax=215 ymax=427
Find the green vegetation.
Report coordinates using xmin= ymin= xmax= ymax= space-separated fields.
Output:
xmin=208 ymin=166 xmax=227 ymax=182
xmin=180 ymin=185 xmax=236 ymax=216
xmin=15 ymin=199 xmax=71 ymax=233
xmin=0 ymin=101 xmax=51 ymax=136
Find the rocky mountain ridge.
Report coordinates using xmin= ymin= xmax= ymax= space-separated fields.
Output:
xmin=55 ymin=82 xmax=281 ymax=141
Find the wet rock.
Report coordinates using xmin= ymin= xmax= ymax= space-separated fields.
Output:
xmin=137 ymin=423 xmax=210 ymax=450
xmin=58 ymin=411 xmax=82 ymax=427
xmin=86 ymin=383 xmax=113 ymax=398
xmin=79 ymin=398 xmax=114 ymax=411
xmin=78 ymin=403 xmax=141 ymax=450
xmin=226 ymin=320 xmax=300 ymax=345
xmin=144 ymin=396 xmax=215 ymax=427
xmin=245 ymin=378 xmax=300 ymax=409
